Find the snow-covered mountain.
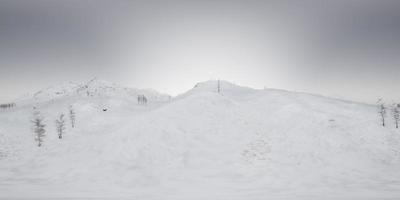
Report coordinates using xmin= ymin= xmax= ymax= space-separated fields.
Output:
xmin=16 ymin=78 xmax=171 ymax=104
xmin=1 ymin=80 xmax=400 ymax=200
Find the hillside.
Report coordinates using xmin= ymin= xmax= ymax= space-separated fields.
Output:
xmin=0 ymin=80 xmax=400 ymax=200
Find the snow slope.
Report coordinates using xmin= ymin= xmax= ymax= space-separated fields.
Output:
xmin=0 ymin=80 xmax=400 ymax=200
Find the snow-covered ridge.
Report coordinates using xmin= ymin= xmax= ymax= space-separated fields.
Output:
xmin=16 ymin=78 xmax=171 ymax=104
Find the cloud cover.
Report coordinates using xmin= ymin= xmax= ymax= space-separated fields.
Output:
xmin=1 ymin=0 xmax=400 ymax=103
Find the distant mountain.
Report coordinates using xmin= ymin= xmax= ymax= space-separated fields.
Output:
xmin=15 ymin=78 xmax=171 ymax=105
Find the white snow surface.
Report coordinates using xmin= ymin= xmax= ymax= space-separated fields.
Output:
xmin=1 ymin=80 xmax=400 ymax=200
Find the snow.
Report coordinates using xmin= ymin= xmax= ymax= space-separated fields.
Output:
xmin=1 ymin=80 xmax=400 ymax=199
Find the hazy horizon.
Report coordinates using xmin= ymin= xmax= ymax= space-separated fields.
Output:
xmin=1 ymin=0 xmax=400 ymax=104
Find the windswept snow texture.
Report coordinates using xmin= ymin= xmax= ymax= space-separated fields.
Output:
xmin=1 ymin=80 xmax=400 ymax=200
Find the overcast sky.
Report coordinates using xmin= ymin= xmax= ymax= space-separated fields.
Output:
xmin=1 ymin=0 xmax=400 ymax=103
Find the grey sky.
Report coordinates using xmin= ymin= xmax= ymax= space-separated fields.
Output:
xmin=1 ymin=0 xmax=400 ymax=103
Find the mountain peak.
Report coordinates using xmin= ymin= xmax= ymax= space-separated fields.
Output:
xmin=172 ymin=80 xmax=257 ymax=100
xmin=193 ymin=80 xmax=253 ymax=91
xmin=188 ymin=80 xmax=255 ymax=95
xmin=83 ymin=77 xmax=116 ymax=88
xmin=16 ymin=78 xmax=171 ymax=104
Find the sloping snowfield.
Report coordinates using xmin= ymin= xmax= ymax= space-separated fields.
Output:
xmin=1 ymin=80 xmax=400 ymax=200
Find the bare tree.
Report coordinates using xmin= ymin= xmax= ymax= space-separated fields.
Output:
xmin=217 ymin=79 xmax=221 ymax=93
xmin=31 ymin=111 xmax=46 ymax=147
xmin=143 ymin=96 xmax=147 ymax=104
xmin=138 ymin=95 xmax=147 ymax=105
xmin=392 ymin=104 xmax=400 ymax=129
xmin=69 ymin=105 xmax=76 ymax=128
xmin=378 ymin=99 xmax=387 ymax=127
xmin=56 ymin=114 xmax=66 ymax=139
xmin=0 ymin=103 xmax=16 ymax=109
